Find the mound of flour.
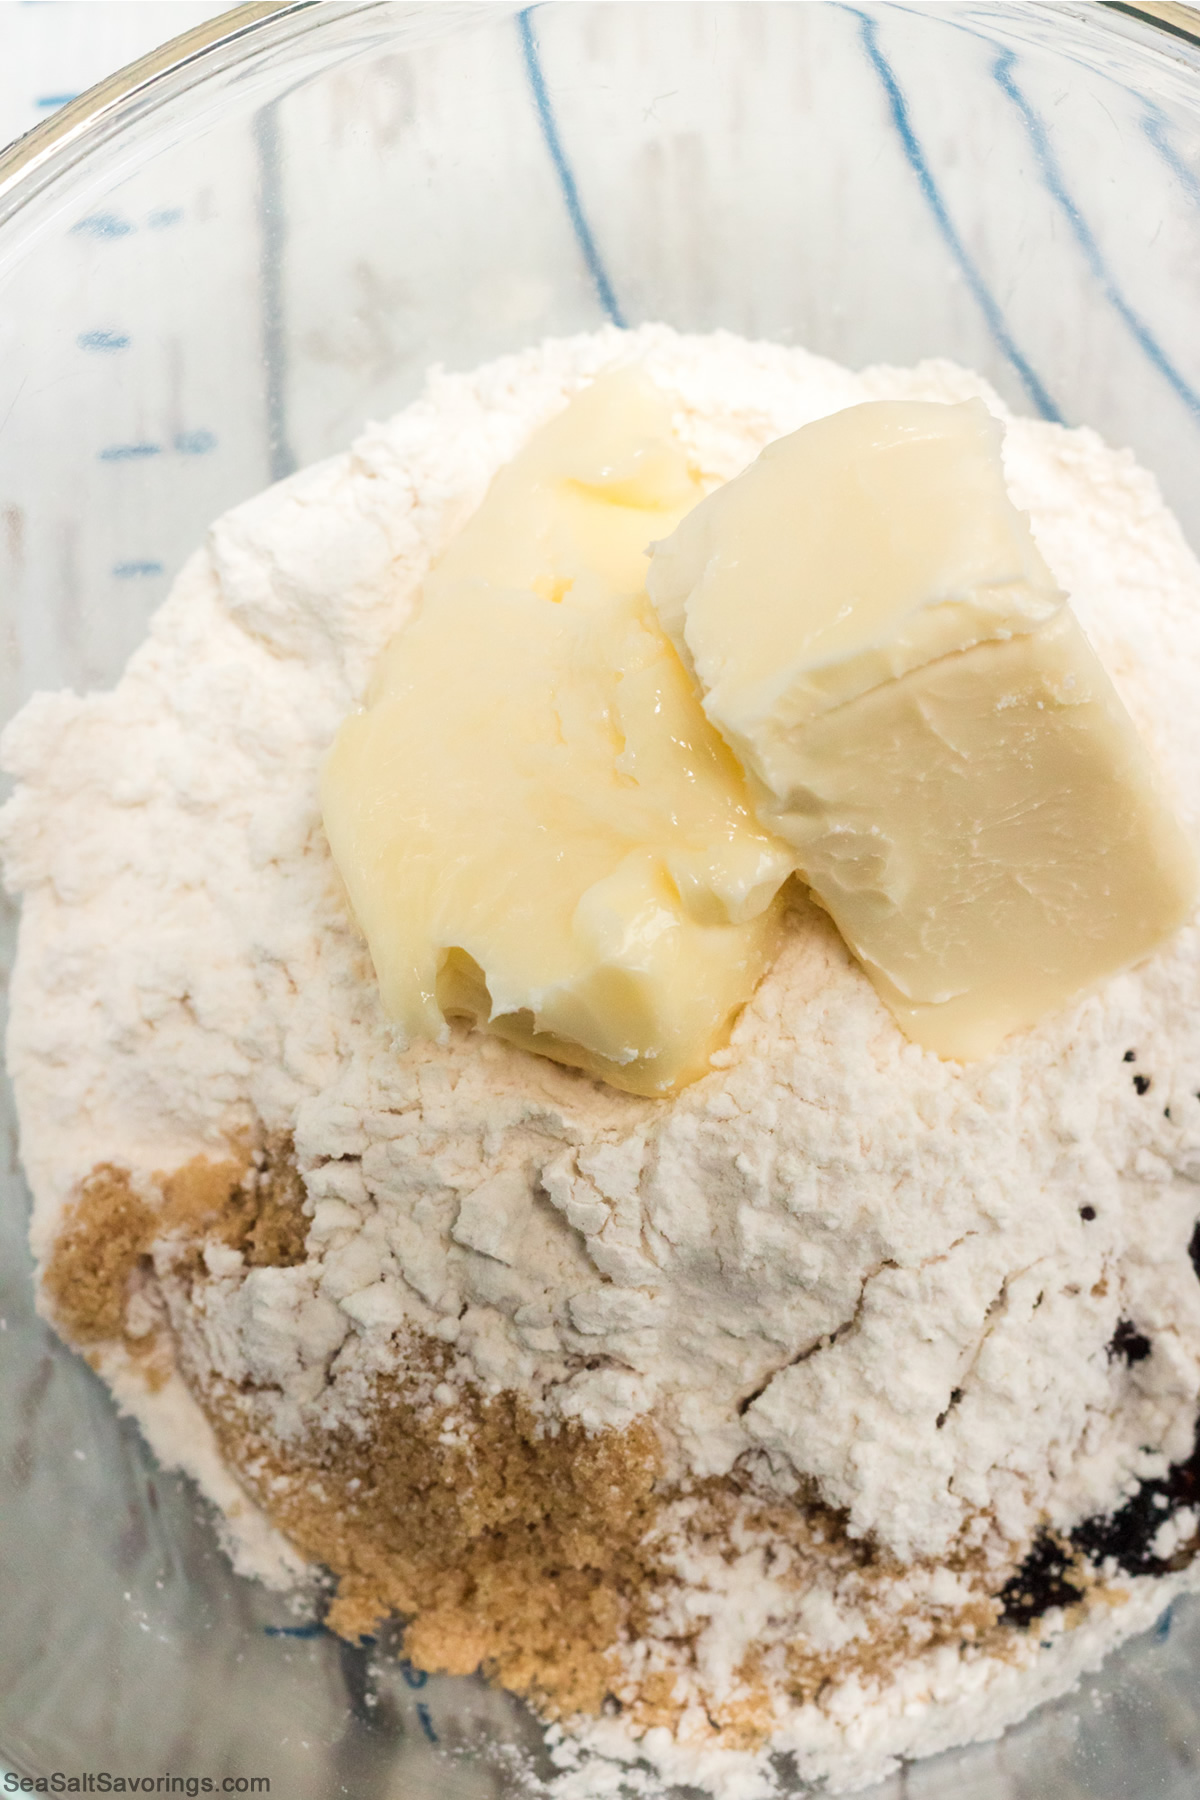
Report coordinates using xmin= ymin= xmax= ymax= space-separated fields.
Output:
xmin=6 ymin=324 xmax=1200 ymax=1795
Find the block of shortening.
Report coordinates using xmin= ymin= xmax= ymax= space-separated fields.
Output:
xmin=648 ymin=398 xmax=1199 ymax=1059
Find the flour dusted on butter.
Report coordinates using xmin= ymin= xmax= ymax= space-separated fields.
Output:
xmin=6 ymin=326 xmax=1200 ymax=1797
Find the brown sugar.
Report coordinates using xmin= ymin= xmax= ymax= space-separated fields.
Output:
xmin=45 ymin=1152 xmax=1018 ymax=1748
xmin=43 ymin=1138 xmax=309 ymax=1349
xmin=41 ymin=1164 xmax=154 ymax=1344
xmin=159 ymin=1153 xmax=247 ymax=1231
xmin=235 ymin=1139 xmax=309 ymax=1267
xmin=189 ymin=1134 xmax=309 ymax=1268
xmin=196 ymin=1356 xmax=663 ymax=1718
xmin=188 ymin=1338 xmax=1010 ymax=1744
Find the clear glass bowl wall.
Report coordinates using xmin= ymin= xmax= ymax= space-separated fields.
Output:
xmin=3 ymin=3 xmax=1200 ymax=1795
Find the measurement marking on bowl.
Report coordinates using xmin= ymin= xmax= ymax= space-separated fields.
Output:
xmin=113 ymin=561 xmax=164 ymax=579
xmin=77 ymin=330 xmax=130 ymax=353
xmin=416 ymin=1702 xmax=438 ymax=1742
xmin=71 ymin=212 xmax=134 ymax=239
xmin=100 ymin=443 xmax=161 ymax=462
xmin=175 ymin=429 xmax=218 ymax=456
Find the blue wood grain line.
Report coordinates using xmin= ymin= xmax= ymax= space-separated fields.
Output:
xmin=518 ymin=8 xmax=626 ymax=329
xmin=851 ymin=8 xmax=1060 ymax=422
xmin=994 ymin=49 xmax=1200 ymax=423
xmin=1142 ymin=109 xmax=1200 ymax=212
xmin=254 ymin=102 xmax=296 ymax=483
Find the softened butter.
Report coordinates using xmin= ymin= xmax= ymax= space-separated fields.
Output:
xmin=321 ymin=372 xmax=794 ymax=1096
xmin=648 ymin=398 xmax=1200 ymax=1059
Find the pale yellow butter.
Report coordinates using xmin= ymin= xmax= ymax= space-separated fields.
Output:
xmin=648 ymin=398 xmax=1200 ymax=1059
xmin=321 ymin=372 xmax=794 ymax=1096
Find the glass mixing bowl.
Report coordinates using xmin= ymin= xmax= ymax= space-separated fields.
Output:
xmin=4 ymin=3 xmax=1200 ymax=1794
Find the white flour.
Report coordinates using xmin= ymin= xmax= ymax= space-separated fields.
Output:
xmin=6 ymin=324 xmax=1200 ymax=1794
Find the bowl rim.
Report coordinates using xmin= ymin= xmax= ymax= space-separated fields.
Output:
xmin=0 ymin=0 xmax=519 ymax=238
xmin=0 ymin=2 xmax=307 ymax=189
xmin=1110 ymin=0 xmax=1200 ymax=43
xmin=0 ymin=0 xmax=1197 ymax=217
